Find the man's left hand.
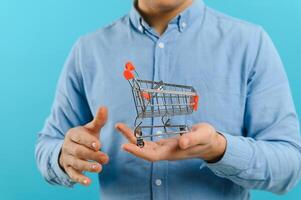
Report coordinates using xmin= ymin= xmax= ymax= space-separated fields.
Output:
xmin=115 ymin=123 xmax=227 ymax=163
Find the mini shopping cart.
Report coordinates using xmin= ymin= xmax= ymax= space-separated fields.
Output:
xmin=123 ymin=62 xmax=199 ymax=147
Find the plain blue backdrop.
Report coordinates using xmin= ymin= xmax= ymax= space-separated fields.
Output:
xmin=0 ymin=0 xmax=300 ymax=199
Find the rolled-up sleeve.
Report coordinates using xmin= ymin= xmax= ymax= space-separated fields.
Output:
xmin=35 ymin=38 xmax=93 ymax=187
xmin=207 ymin=28 xmax=301 ymax=194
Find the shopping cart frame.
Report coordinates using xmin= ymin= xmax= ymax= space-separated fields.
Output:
xmin=123 ymin=62 xmax=199 ymax=147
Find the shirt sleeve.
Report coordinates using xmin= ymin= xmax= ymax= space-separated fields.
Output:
xmin=35 ymin=38 xmax=93 ymax=187
xmin=207 ymin=27 xmax=301 ymax=194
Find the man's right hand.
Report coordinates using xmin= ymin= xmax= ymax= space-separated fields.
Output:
xmin=59 ymin=107 xmax=109 ymax=186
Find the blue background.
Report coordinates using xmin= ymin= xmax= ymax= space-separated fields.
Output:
xmin=0 ymin=0 xmax=300 ymax=199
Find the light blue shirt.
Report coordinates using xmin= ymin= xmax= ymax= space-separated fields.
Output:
xmin=35 ymin=0 xmax=301 ymax=199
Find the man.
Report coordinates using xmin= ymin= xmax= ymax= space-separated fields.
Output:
xmin=35 ymin=0 xmax=301 ymax=199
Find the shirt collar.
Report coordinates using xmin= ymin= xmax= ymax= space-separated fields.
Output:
xmin=129 ymin=0 xmax=205 ymax=34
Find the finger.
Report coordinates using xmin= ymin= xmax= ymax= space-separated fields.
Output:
xmin=65 ymin=166 xmax=91 ymax=186
xmin=65 ymin=154 xmax=102 ymax=173
xmin=69 ymin=127 xmax=101 ymax=150
xmin=156 ymin=139 xmax=205 ymax=161
xmin=122 ymin=143 xmax=160 ymax=162
xmin=85 ymin=107 xmax=108 ymax=134
xmin=156 ymin=137 xmax=178 ymax=146
xmin=115 ymin=123 xmax=136 ymax=144
xmin=179 ymin=124 xmax=214 ymax=149
xmin=190 ymin=124 xmax=199 ymax=132
xmin=66 ymin=142 xmax=110 ymax=164
xmin=155 ymin=138 xmax=194 ymax=161
xmin=177 ymin=143 xmax=219 ymax=161
xmin=181 ymin=144 xmax=208 ymax=158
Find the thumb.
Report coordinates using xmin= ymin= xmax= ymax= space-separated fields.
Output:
xmin=85 ymin=107 xmax=108 ymax=134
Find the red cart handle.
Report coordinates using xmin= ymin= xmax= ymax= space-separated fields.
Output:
xmin=125 ymin=62 xmax=135 ymax=71
xmin=123 ymin=62 xmax=136 ymax=80
xmin=192 ymin=95 xmax=199 ymax=111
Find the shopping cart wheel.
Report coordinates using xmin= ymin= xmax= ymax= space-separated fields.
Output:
xmin=134 ymin=128 xmax=142 ymax=137
xmin=137 ymin=139 xmax=145 ymax=148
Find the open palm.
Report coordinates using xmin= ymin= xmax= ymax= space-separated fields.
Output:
xmin=115 ymin=123 xmax=224 ymax=162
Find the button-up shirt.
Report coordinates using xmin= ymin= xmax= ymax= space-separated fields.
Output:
xmin=35 ymin=0 xmax=301 ymax=199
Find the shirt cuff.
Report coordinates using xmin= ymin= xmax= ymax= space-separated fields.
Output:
xmin=49 ymin=139 xmax=76 ymax=187
xmin=206 ymin=132 xmax=255 ymax=178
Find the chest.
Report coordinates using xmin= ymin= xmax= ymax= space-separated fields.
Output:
xmin=82 ymin=34 xmax=248 ymax=136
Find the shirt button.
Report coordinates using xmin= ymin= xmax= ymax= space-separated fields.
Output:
xmin=138 ymin=25 xmax=143 ymax=32
xmin=155 ymin=179 xmax=162 ymax=186
xmin=181 ymin=22 xmax=187 ymax=28
xmin=158 ymin=42 xmax=165 ymax=49
xmin=156 ymin=130 xmax=162 ymax=138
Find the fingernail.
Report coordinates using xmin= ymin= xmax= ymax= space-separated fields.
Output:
xmin=91 ymin=164 xmax=97 ymax=169
xmin=104 ymin=157 xmax=109 ymax=164
xmin=83 ymin=179 xmax=88 ymax=185
xmin=92 ymin=142 xmax=97 ymax=149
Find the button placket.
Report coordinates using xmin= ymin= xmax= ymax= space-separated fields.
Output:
xmin=151 ymin=38 xmax=169 ymax=200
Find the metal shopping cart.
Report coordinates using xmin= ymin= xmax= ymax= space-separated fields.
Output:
xmin=123 ymin=62 xmax=199 ymax=147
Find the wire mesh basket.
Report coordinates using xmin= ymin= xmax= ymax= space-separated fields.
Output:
xmin=123 ymin=62 xmax=199 ymax=147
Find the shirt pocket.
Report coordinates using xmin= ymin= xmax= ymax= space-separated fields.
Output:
xmin=184 ymin=74 xmax=245 ymax=135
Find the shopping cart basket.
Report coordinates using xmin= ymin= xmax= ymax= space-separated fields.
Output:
xmin=123 ymin=62 xmax=199 ymax=147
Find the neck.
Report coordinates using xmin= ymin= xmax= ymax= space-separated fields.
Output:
xmin=136 ymin=0 xmax=193 ymax=35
